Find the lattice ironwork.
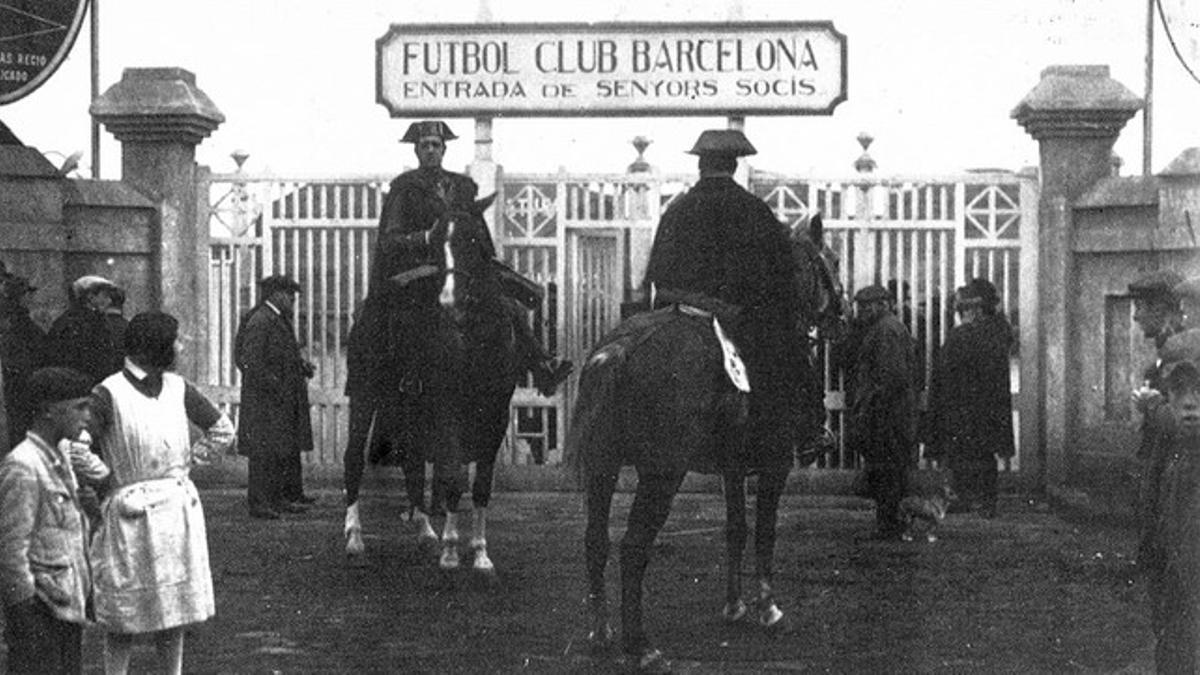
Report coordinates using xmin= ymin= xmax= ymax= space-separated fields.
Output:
xmin=502 ymin=182 xmax=557 ymax=239
xmin=208 ymin=179 xmax=262 ymax=238
xmin=964 ymin=184 xmax=1021 ymax=241
xmin=755 ymin=182 xmax=812 ymax=229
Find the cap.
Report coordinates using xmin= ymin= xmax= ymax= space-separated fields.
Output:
xmin=1128 ymin=270 xmax=1184 ymax=301
xmin=71 ymin=274 xmax=116 ymax=299
xmin=686 ymin=129 xmax=757 ymax=157
xmin=26 ymin=367 xmax=93 ymax=406
xmin=853 ymin=284 xmax=891 ymax=303
xmin=967 ymin=278 xmax=1000 ymax=308
xmin=400 ymin=120 xmax=458 ymax=144
xmin=257 ymin=274 xmax=301 ymax=295
xmin=954 ymin=285 xmax=984 ymax=309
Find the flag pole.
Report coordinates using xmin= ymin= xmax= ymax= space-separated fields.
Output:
xmin=90 ymin=0 xmax=100 ymax=178
xmin=1143 ymin=0 xmax=1154 ymax=176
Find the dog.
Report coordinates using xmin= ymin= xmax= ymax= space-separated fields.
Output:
xmin=898 ymin=485 xmax=955 ymax=543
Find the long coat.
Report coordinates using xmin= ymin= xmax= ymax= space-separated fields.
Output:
xmin=369 ymin=167 xmax=481 ymax=291
xmin=644 ymin=175 xmax=809 ymax=465
xmin=926 ymin=312 xmax=1015 ymax=465
xmin=846 ymin=311 xmax=918 ymax=467
xmin=46 ymin=305 xmax=121 ymax=386
xmin=234 ymin=303 xmax=313 ymax=458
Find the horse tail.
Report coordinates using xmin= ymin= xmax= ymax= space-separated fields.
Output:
xmin=563 ymin=340 xmax=630 ymax=489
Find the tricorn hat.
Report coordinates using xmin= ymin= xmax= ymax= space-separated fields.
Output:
xmin=257 ymin=274 xmax=301 ymax=295
xmin=853 ymin=284 xmax=891 ymax=303
xmin=401 ymin=120 xmax=458 ymax=144
xmin=686 ymin=129 xmax=757 ymax=157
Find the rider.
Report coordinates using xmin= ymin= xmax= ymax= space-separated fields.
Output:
xmin=368 ymin=120 xmax=572 ymax=397
xmin=644 ymin=128 xmax=819 ymax=470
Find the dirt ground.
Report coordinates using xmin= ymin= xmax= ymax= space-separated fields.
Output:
xmin=2 ymin=483 xmax=1156 ymax=674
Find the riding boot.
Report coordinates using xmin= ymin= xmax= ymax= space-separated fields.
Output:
xmin=501 ymin=296 xmax=574 ymax=396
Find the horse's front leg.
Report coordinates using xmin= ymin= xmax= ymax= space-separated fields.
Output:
xmin=435 ymin=425 xmax=469 ymax=570
xmin=343 ymin=403 xmax=375 ymax=557
xmin=620 ymin=470 xmax=685 ymax=672
xmin=751 ymin=465 xmax=788 ymax=628
xmin=722 ymin=470 xmax=748 ymax=622
xmin=469 ymin=450 xmax=499 ymax=573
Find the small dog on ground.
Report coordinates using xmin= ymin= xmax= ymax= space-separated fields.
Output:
xmin=898 ymin=485 xmax=956 ymax=543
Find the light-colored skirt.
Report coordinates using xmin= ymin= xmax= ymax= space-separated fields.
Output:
xmin=90 ymin=476 xmax=215 ymax=633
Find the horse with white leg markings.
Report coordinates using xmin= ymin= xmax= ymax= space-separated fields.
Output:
xmin=341 ymin=195 xmax=522 ymax=574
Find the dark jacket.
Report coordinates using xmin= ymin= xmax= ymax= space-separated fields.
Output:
xmin=369 ymin=167 xmax=482 ymax=291
xmin=847 ymin=310 xmax=918 ymax=466
xmin=0 ymin=309 xmax=46 ymax=449
xmin=234 ymin=303 xmax=313 ymax=458
xmin=46 ymin=305 xmax=121 ymax=386
xmin=926 ymin=312 xmax=1015 ymax=464
xmin=644 ymin=176 xmax=809 ymax=462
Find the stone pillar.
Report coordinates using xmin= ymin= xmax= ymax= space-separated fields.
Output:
xmin=1011 ymin=65 xmax=1141 ymax=488
xmin=91 ymin=68 xmax=225 ymax=381
xmin=469 ymin=117 xmax=499 ymax=237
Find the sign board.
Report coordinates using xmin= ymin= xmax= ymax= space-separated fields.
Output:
xmin=1159 ymin=0 xmax=1200 ymax=83
xmin=377 ymin=22 xmax=847 ymax=117
xmin=0 ymin=0 xmax=89 ymax=105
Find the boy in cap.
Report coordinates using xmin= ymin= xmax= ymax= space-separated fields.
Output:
xmin=0 ymin=367 xmax=97 ymax=674
xmin=1141 ymin=330 xmax=1200 ymax=672
xmin=369 ymin=119 xmax=570 ymax=397
xmin=845 ymin=284 xmax=919 ymax=538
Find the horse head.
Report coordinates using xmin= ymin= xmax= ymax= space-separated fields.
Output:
xmin=792 ymin=212 xmax=849 ymax=344
xmin=437 ymin=193 xmax=500 ymax=314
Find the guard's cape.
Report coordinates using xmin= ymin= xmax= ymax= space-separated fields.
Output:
xmin=564 ymin=306 xmax=746 ymax=484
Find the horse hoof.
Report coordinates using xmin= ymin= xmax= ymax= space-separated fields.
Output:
xmin=721 ymin=599 xmax=747 ymax=623
xmin=439 ymin=546 xmax=460 ymax=570
xmin=757 ymin=601 xmax=784 ymax=629
xmin=345 ymin=528 xmax=364 ymax=557
xmin=630 ymin=648 xmax=671 ymax=674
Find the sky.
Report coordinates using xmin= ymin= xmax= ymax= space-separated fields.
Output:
xmin=2 ymin=0 xmax=1199 ymax=180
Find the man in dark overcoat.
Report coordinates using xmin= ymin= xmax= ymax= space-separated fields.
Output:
xmin=846 ymin=284 xmax=918 ymax=539
xmin=366 ymin=120 xmax=570 ymax=398
xmin=643 ymin=128 xmax=813 ymax=474
xmin=926 ymin=279 xmax=1014 ymax=517
xmin=235 ymin=274 xmax=315 ymax=519
xmin=46 ymin=275 xmax=123 ymax=387
xmin=0 ymin=274 xmax=47 ymax=449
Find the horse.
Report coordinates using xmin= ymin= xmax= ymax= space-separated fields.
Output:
xmin=342 ymin=195 xmax=523 ymax=572
xmin=567 ymin=238 xmax=838 ymax=671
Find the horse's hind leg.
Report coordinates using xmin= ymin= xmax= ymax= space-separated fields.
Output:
xmin=584 ymin=466 xmax=619 ymax=650
xmin=751 ymin=466 xmax=788 ymax=628
xmin=722 ymin=470 xmax=749 ymax=621
xmin=619 ymin=471 xmax=685 ymax=668
xmin=342 ymin=403 xmax=375 ymax=557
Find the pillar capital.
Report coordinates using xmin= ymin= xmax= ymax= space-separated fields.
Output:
xmin=1011 ymin=65 xmax=1141 ymax=141
xmin=91 ymin=68 xmax=224 ymax=145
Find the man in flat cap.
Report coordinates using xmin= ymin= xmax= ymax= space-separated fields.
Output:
xmin=234 ymin=274 xmax=316 ymax=519
xmin=1137 ymin=328 xmax=1200 ymax=672
xmin=46 ymin=275 xmax=124 ymax=386
xmin=644 ymin=128 xmax=818 ymax=478
xmin=844 ymin=284 xmax=919 ymax=539
xmin=0 ymin=367 xmax=96 ymax=673
xmin=368 ymin=120 xmax=570 ymax=397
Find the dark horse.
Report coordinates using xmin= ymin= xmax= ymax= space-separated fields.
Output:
xmin=568 ymin=217 xmax=840 ymax=672
xmin=342 ymin=195 xmax=522 ymax=572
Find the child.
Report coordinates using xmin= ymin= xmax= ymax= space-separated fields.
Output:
xmin=1145 ymin=347 xmax=1200 ymax=673
xmin=0 ymin=367 xmax=100 ymax=674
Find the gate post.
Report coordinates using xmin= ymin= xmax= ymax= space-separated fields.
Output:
xmin=470 ymin=117 xmax=500 ymax=237
xmin=91 ymin=67 xmax=225 ymax=382
xmin=1011 ymin=65 xmax=1141 ymax=489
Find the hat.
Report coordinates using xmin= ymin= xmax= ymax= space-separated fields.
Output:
xmin=71 ymin=274 xmax=116 ymax=300
xmin=257 ymin=274 xmax=301 ymax=295
xmin=954 ymin=285 xmax=984 ymax=309
xmin=854 ymin=284 xmax=891 ymax=303
xmin=26 ymin=367 xmax=93 ymax=406
xmin=686 ymin=129 xmax=757 ymax=157
xmin=400 ymin=121 xmax=458 ymax=144
xmin=1128 ymin=270 xmax=1184 ymax=301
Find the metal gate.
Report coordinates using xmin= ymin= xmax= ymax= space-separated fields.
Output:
xmin=199 ymin=166 xmax=1036 ymax=472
